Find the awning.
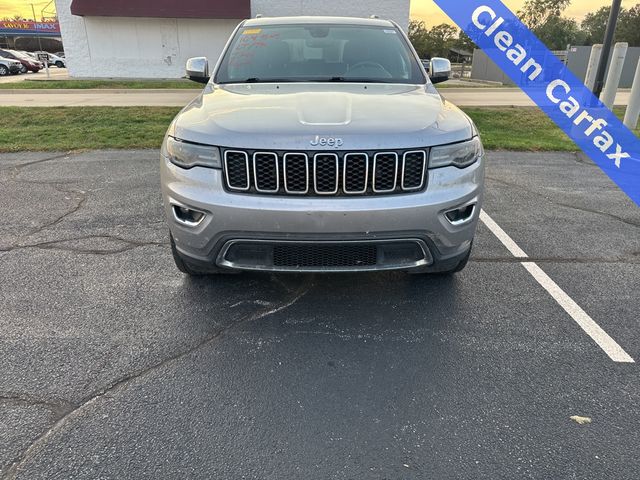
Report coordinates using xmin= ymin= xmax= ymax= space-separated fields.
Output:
xmin=70 ymin=0 xmax=250 ymax=19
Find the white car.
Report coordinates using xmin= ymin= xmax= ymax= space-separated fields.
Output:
xmin=0 ymin=56 xmax=22 ymax=76
xmin=32 ymin=51 xmax=66 ymax=68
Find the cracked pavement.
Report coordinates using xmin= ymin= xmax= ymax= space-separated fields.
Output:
xmin=0 ymin=150 xmax=638 ymax=479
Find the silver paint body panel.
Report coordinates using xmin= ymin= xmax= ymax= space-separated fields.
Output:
xmin=161 ymin=16 xmax=484 ymax=272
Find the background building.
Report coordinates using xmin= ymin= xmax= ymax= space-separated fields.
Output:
xmin=0 ymin=19 xmax=62 ymax=51
xmin=54 ymin=0 xmax=410 ymax=78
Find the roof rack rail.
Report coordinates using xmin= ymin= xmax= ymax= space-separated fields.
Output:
xmin=369 ymin=15 xmax=380 ymax=19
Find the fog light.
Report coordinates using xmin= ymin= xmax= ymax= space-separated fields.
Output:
xmin=445 ymin=204 xmax=475 ymax=226
xmin=172 ymin=205 xmax=205 ymax=226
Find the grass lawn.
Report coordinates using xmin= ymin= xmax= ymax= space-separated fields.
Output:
xmin=465 ymin=106 xmax=639 ymax=150
xmin=0 ymin=107 xmax=180 ymax=151
xmin=0 ymin=79 xmax=201 ymax=89
xmin=0 ymin=106 xmax=637 ymax=152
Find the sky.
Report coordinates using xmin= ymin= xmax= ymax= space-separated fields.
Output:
xmin=410 ymin=0 xmax=639 ymax=27
xmin=0 ymin=0 xmax=56 ymax=20
xmin=0 ymin=0 xmax=636 ymax=22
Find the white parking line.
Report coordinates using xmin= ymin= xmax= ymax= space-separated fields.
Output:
xmin=480 ymin=210 xmax=635 ymax=364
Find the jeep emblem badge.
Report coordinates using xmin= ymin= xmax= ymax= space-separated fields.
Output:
xmin=310 ymin=136 xmax=344 ymax=148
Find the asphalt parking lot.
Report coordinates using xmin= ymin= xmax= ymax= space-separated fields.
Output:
xmin=0 ymin=67 xmax=68 ymax=84
xmin=1 ymin=150 xmax=639 ymax=479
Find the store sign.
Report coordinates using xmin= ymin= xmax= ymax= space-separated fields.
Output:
xmin=0 ymin=21 xmax=61 ymax=36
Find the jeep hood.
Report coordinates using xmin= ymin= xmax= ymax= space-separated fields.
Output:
xmin=172 ymin=83 xmax=473 ymax=150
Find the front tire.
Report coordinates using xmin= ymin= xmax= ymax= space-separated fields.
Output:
xmin=0 ymin=65 xmax=8 ymax=76
xmin=55 ymin=61 xmax=64 ymax=68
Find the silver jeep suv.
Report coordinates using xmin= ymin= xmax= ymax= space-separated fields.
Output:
xmin=161 ymin=16 xmax=485 ymax=275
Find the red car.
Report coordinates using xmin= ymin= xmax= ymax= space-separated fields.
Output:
xmin=0 ymin=49 xmax=42 ymax=73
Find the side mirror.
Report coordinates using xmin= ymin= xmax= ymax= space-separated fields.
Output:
xmin=430 ymin=57 xmax=451 ymax=84
xmin=186 ymin=57 xmax=209 ymax=84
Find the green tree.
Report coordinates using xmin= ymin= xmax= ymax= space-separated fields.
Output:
xmin=426 ymin=24 xmax=459 ymax=58
xmin=408 ymin=20 xmax=429 ymax=58
xmin=582 ymin=4 xmax=640 ymax=47
xmin=453 ymin=31 xmax=477 ymax=54
xmin=618 ymin=4 xmax=640 ymax=47
xmin=534 ymin=16 xmax=587 ymax=49
xmin=582 ymin=6 xmax=614 ymax=45
xmin=518 ymin=0 xmax=573 ymax=29
xmin=408 ymin=21 xmax=459 ymax=58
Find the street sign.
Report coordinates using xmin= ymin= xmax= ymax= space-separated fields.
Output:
xmin=37 ymin=53 xmax=49 ymax=63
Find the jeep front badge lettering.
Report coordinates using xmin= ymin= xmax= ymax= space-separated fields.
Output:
xmin=310 ymin=136 xmax=344 ymax=148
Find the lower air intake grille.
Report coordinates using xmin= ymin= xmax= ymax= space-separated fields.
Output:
xmin=273 ymin=244 xmax=378 ymax=268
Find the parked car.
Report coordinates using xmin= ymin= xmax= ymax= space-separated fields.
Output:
xmin=0 ymin=49 xmax=42 ymax=73
xmin=161 ymin=16 xmax=485 ymax=275
xmin=0 ymin=56 xmax=22 ymax=76
xmin=33 ymin=51 xmax=66 ymax=68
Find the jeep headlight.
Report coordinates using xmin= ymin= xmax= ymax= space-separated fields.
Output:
xmin=165 ymin=136 xmax=222 ymax=169
xmin=429 ymin=137 xmax=483 ymax=169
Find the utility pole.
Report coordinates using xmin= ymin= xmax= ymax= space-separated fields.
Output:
xmin=30 ymin=3 xmax=44 ymax=53
xmin=31 ymin=3 xmax=49 ymax=78
xmin=592 ymin=0 xmax=623 ymax=99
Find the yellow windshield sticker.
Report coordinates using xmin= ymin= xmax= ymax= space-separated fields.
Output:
xmin=243 ymin=29 xmax=262 ymax=35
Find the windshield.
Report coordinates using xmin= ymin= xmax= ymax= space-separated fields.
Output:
xmin=215 ymin=24 xmax=426 ymax=84
xmin=8 ymin=50 xmax=30 ymax=60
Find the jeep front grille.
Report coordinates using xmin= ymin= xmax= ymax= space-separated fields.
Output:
xmin=223 ymin=149 xmax=427 ymax=196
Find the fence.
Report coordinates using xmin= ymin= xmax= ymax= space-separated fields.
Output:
xmin=450 ymin=63 xmax=472 ymax=79
xmin=471 ymin=46 xmax=640 ymax=88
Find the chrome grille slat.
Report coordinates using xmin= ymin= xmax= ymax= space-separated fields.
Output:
xmin=283 ymin=153 xmax=309 ymax=194
xmin=222 ymin=149 xmax=426 ymax=196
xmin=373 ymin=152 xmax=398 ymax=193
xmin=313 ymin=153 xmax=339 ymax=195
xmin=402 ymin=151 xmax=427 ymax=191
xmin=224 ymin=150 xmax=250 ymax=191
xmin=253 ymin=152 xmax=279 ymax=193
xmin=343 ymin=153 xmax=369 ymax=194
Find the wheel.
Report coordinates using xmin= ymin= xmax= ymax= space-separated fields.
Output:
xmin=170 ymin=233 xmax=227 ymax=276
xmin=55 ymin=61 xmax=64 ymax=68
xmin=0 ymin=65 xmax=8 ymax=76
xmin=19 ymin=64 xmax=27 ymax=74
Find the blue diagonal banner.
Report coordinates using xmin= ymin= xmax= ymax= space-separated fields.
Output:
xmin=433 ymin=0 xmax=640 ymax=206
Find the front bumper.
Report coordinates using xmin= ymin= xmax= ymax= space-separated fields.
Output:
xmin=161 ymin=155 xmax=485 ymax=272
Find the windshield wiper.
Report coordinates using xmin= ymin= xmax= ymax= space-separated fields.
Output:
xmin=240 ymin=78 xmax=306 ymax=83
xmin=312 ymin=77 xmax=388 ymax=83
xmin=220 ymin=77 xmax=391 ymax=84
